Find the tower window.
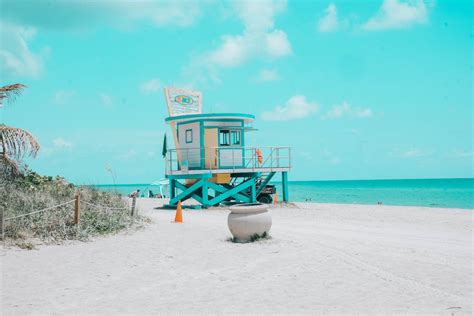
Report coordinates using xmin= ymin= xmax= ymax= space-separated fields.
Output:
xmin=185 ymin=129 xmax=193 ymax=143
xmin=219 ymin=130 xmax=230 ymax=146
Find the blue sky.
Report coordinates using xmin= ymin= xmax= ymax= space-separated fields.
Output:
xmin=0 ymin=0 xmax=472 ymax=184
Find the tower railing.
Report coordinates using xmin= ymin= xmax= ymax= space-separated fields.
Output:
xmin=165 ymin=146 xmax=291 ymax=175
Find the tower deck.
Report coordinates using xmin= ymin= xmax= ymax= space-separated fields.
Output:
xmin=164 ymin=146 xmax=291 ymax=207
xmin=165 ymin=146 xmax=291 ymax=177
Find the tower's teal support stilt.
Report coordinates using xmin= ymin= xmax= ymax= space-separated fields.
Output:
xmin=169 ymin=179 xmax=176 ymax=205
xmin=251 ymin=179 xmax=257 ymax=202
xmin=170 ymin=179 xmax=205 ymax=205
xmin=282 ymin=171 xmax=288 ymax=202
xmin=207 ymin=178 xmax=254 ymax=205
xmin=256 ymin=172 xmax=275 ymax=196
xmin=202 ymin=180 xmax=209 ymax=207
xmin=165 ymin=170 xmax=286 ymax=207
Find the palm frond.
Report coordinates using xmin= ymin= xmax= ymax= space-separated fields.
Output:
xmin=0 ymin=124 xmax=40 ymax=160
xmin=0 ymin=84 xmax=27 ymax=105
xmin=0 ymin=154 xmax=22 ymax=182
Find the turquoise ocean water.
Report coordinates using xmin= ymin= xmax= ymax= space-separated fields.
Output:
xmin=93 ymin=178 xmax=473 ymax=209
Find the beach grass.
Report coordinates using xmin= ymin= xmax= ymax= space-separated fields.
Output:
xmin=1 ymin=171 xmax=147 ymax=247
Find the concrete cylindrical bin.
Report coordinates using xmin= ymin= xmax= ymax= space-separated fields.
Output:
xmin=228 ymin=203 xmax=272 ymax=242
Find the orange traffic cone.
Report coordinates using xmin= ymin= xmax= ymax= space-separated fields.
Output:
xmin=173 ymin=200 xmax=183 ymax=223
xmin=273 ymin=193 xmax=278 ymax=203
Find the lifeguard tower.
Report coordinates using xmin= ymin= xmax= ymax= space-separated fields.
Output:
xmin=163 ymin=87 xmax=290 ymax=208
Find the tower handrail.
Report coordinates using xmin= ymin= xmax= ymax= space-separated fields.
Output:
xmin=165 ymin=146 xmax=291 ymax=175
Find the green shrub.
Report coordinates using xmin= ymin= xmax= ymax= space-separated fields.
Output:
xmin=1 ymin=170 xmax=146 ymax=245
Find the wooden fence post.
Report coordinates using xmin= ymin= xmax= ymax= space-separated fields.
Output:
xmin=131 ymin=196 xmax=137 ymax=216
xmin=0 ymin=207 xmax=4 ymax=240
xmin=74 ymin=194 xmax=80 ymax=225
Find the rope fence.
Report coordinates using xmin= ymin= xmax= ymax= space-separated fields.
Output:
xmin=4 ymin=200 xmax=76 ymax=221
xmin=0 ymin=195 xmax=138 ymax=240
xmin=81 ymin=201 xmax=129 ymax=211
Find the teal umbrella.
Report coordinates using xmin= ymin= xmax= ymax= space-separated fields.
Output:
xmin=162 ymin=133 xmax=167 ymax=158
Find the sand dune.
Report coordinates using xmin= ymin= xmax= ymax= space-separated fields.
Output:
xmin=1 ymin=199 xmax=472 ymax=314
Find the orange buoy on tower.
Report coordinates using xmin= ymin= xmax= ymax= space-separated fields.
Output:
xmin=256 ymin=148 xmax=263 ymax=164
xmin=173 ymin=200 xmax=183 ymax=223
xmin=273 ymin=193 xmax=278 ymax=203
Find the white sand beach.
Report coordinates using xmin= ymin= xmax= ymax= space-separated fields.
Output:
xmin=1 ymin=199 xmax=472 ymax=315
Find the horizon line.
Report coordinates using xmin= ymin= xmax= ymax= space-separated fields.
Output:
xmin=87 ymin=177 xmax=473 ymax=186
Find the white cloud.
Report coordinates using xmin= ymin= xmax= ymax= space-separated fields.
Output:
xmin=53 ymin=90 xmax=76 ymax=105
xmin=2 ymin=1 xmax=206 ymax=30
xmin=257 ymin=69 xmax=280 ymax=82
xmin=53 ymin=138 xmax=72 ymax=148
xmin=356 ymin=108 xmax=373 ymax=118
xmin=324 ymin=102 xmax=373 ymax=119
xmin=363 ymin=0 xmax=428 ymax=31
xmin=401 ymin=149 xmax=423 ymax=157
xmin=134 ymin=1 xmax=204 ymax=28
xmin=398 ymin=148 xmax=434 ymax=158
xmin=235 ymin=0 xmax=286 ymax=32
xmin=205 ymin=0 xmax=292 ymax=68
xmin=140 ymin=78 xmax=161 ymax=93
xmin=1 ymin=1 xmax=207 ymax=78
xmin=207 ymin=34 xmax=248 ymax=67
xmin=100 ymin=93 xmax=114 ymax=107
xmin=262 ymin=95 xmax=319 ymax=121
xmin=0 ymin=21 xmax=43 ymax=78
xmin=264 ymin=29 xmax=292 ymax=57
xmin=318 ymin=3 xmax=339 ymax=32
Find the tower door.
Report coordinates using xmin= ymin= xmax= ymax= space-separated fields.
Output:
xmin=204 ymin=128 xmax=218 ymax=169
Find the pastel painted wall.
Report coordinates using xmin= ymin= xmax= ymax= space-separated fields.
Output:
xmin=177 ymin=122 xmax=201 ymax=168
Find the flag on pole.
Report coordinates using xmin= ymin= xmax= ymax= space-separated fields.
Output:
xmin=162 ymin=133 xmax=168 ymax=158
xmin=163 ymin=87 xmax=202 ymax=117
